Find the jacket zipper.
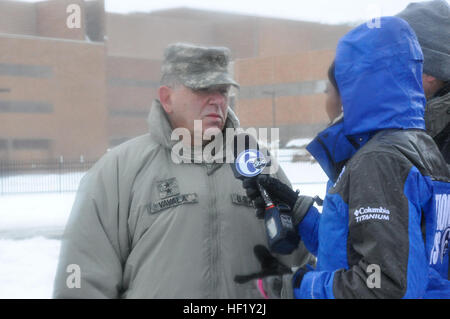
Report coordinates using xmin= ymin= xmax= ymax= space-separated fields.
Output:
xmin=206 ymin=163 xmax=220 ymax=298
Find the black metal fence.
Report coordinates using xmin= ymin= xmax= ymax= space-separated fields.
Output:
xmin=0 ymin=152 xmax=324 ymax=195
xmin=0 ymin=158 xmax=97 ymax=195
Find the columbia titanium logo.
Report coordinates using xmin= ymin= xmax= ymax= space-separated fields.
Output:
xmin=354 ymin=207 xmax=391 ymax=223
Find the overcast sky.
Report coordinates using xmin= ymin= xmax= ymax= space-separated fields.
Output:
xmin=14 ymin=0 xmax=449 ymax=24
xmin=102 ymin=0 xmax=449 ymax=24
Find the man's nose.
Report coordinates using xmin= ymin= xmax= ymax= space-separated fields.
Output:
xmin=207 ymin=91 xmax=227 ymax=105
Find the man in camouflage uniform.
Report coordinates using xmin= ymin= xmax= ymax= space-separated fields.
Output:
xmin=53 ymin=43 xmax=311 ymax=298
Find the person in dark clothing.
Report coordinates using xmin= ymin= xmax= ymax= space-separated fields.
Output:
xmin=240 ymin=17 xmax=450 ymax=299
xmin=397 ymin=0 xmax=450 ymax=163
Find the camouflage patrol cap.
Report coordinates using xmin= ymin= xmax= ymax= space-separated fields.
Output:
xmin=161 ymin=43 xmax=239 ymax=89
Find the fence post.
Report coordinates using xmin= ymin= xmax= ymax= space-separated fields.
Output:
xmin=59 ymin=156 xmax=64 ymax=193
xmin=0 ymin=161 xmax=3 ymax=196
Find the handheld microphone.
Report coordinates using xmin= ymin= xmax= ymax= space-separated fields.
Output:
xmin=230 ymin=133 xmax=299 ymax=254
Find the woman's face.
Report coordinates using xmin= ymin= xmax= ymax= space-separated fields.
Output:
xmin=324 ymin=81 xmax=342 ymax=122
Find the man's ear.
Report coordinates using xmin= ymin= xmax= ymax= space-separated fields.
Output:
xmin=422 ymin=74 xmax=444 ymax=99
xmin=158 ymin=86 xmax=173 ymax=114
xmin=423 ymin=74 xmax=436 ymax=85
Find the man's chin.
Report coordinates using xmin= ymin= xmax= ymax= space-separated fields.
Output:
xmin=203 ymin=126 xmax=223 ymax=137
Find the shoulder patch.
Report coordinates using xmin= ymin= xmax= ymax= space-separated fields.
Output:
xmin=157 ymin=178 xmax=180 ymax=199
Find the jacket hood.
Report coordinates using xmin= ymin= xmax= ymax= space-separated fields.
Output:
xmin=335 ymin=16 xmax=426 ymax=137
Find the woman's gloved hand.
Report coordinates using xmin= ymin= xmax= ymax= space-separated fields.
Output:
xmin=242 ymin=175 xmax=316 ymax=225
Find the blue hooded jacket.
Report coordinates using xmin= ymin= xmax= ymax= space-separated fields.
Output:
xmin=298 ymin=17 xmax=450 ymax=299
xmin=307 ymin=16 xmax=426 ymax=182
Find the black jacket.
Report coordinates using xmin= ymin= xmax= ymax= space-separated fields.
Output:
xmin=434 ymin=122 xmax=450 ymax=164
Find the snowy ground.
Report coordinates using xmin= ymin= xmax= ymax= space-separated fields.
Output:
xmin=0 ymin=237 xmax=61 ymax=299
xmin=0 ymin=193 xmax=75 ymax=299
xmin=0 ymin=149 xmax=327 ymax=299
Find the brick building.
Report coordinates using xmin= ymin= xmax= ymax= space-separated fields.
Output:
xmin=0 ymin=0 xmax=351 ymax=161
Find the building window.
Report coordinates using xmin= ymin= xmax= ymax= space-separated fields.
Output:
xmin=12 ymin=139 xmax=51 ymax=150
xmin=0 ymin=63 xmax=53 ymax=78
xmin=109 ymin=109 xmax=149 ymax=118
xmin=0 ymin=139 xmax=8 ymax=150
xmin=108 ymin=77 xmax=159 ymax=88
xmin=238 ymin=80 xmax=328 ymax=99
xmin=0 ymin=100 xmax=53 ymax=113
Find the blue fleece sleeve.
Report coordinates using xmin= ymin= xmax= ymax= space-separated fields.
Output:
xmin=294 ymin=270 xmax=336 ymax=299
xmin=297 ymin=206 xmax=320 ymax=256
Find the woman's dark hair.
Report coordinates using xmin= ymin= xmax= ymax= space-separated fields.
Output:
xmin=327 ymin=60 xmax=339 ymax=95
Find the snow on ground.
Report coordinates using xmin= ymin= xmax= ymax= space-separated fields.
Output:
xmin=0 ymin=151 xmax=328 ymax=299
xmin=0 ymin=237 xmax=61 ymax=299
xmin=0 ymin=193 xmax=75 ymax=236
xmin=284 ymin=138 xmax=313 ymax=148
xmin=0 ymin=193 xmax=75 ymax=298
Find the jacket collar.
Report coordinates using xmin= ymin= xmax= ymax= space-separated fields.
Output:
xmin=425 ymin=91 xmax=450 ymax=138
xmin=307 ymin=119 xmax=364 ymax=182
xmin=433 ymin=82 xmax=450 ymax=99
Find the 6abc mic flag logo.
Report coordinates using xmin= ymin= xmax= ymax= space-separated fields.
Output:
xmin=235 ymin=149 xmax=268 ymax=178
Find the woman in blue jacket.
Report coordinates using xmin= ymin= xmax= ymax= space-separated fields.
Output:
xmin=242 ymin=16 xmax=450 ymax=298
